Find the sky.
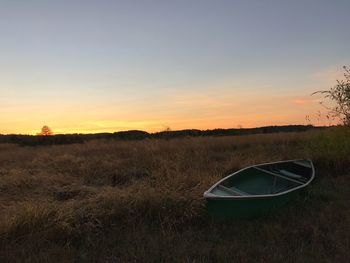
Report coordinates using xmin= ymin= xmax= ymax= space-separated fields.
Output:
xmin=0 ymin=0 xmax=349 ymax=134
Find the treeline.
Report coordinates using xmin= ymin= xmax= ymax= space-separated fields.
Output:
xmin=0 ymin=125 xmax=318 ymax=146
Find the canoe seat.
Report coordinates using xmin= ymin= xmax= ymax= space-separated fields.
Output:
xmin=279 ymin=170 xmax=306 ymax=182
xmin=293 ymin=160 xmax=311 ymax=169
xmin=254 ymin=167 xmax=304 ymax=185
xmin=217 ymin=185 xmax=249 ymax=196
xmin=279 ymin=170 xmax=303 ymax=179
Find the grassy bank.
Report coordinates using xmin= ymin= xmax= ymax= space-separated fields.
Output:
xmin=0 ymin=127 xmax=349 ymax=262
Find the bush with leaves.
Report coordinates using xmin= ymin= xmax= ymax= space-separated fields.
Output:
xmin=314 ymin=66 xmax=350 ymax=125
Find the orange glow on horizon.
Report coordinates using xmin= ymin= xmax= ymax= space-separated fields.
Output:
xmin=0 ymin=91 xmax=335 ymax=135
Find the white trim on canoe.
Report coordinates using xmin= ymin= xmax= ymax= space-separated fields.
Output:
xmin=203 ymin=159 xmax=315 ymax=200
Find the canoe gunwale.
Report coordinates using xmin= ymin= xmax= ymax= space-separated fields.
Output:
xmin=204 ymin=159 xmax=315 ymax=200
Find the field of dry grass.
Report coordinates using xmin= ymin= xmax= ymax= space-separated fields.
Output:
xmin=0 ymin=127 xmax=349 ymax=262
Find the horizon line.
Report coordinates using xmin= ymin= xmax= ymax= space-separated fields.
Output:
xmin=0 ymin=124 xmax=328 ymax=136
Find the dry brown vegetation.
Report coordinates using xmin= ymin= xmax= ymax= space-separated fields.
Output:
xmin=0 ymin=127 xmax=349 ymax=262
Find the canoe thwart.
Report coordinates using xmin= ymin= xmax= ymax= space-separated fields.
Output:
xmin=278 ymin=170 xmax=308 ymax=183
xmin=253 ymin=167 xmax=304 ymax=185
xmin=293 ymin=160 xmax=312 ymax=169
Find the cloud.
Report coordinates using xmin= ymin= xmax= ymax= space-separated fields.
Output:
xmin=292 ymin=98 xmax=320 ymax=106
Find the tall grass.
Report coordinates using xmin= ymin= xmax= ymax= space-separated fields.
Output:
xmin=0 ymin=127 xmax=349 ymax=262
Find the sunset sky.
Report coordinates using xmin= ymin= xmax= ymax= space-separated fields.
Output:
xmin=1 ymin=0 xmax=350 ymax=134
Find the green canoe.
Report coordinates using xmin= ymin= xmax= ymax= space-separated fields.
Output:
xmin=204 ymin=159 xmax=315 ymax=219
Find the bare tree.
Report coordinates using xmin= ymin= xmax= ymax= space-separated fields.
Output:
xmin=313 ymin=66 xmax=350 ymax=126
xmin=37 ymin=125 xmax=53 ymax=136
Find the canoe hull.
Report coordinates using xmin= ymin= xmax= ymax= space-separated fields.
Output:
xmin=204 ymin=159 xmax=314 ymax=219
xmin=206 ymin=191 xmax=297 ymax=219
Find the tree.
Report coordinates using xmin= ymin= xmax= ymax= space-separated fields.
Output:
xmin=313 ymin=66 xmax=350 ymax=126
xmin=162 ymin=126 xmax=171 ymax=132
xmin=37 ymin=125 xmax=53 ymax=136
